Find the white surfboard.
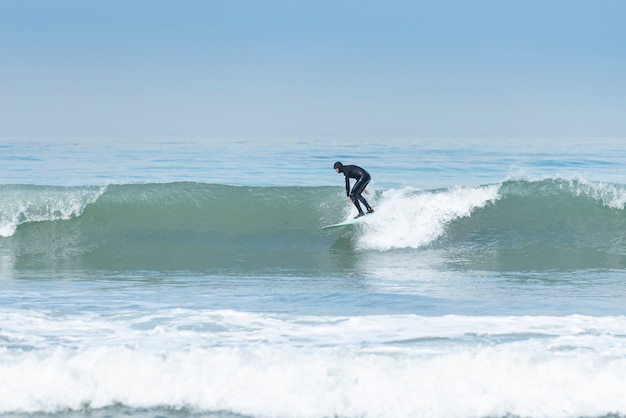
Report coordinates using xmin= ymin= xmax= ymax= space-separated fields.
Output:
xmin=321 ymin=216 xmax=366 ymax=230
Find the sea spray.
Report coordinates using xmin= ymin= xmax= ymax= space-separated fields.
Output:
xmin=0 ymin=185 xmax=105 ymax=238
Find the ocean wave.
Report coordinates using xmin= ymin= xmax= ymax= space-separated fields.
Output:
xmin=357 ymin=178 xmax=626 ymax=251
xmin=3 ymin=179 xmax=626 ymax=272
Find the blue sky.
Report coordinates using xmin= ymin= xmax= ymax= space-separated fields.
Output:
xmin=1 ymin=0 xmax=625 ymax=138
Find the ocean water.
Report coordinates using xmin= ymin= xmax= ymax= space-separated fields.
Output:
xmin=1 ymin=137 xmax=626 ymax=418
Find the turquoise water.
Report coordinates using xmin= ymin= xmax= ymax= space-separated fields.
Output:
xmin=1 ymin=137 xmax=626 ymax=418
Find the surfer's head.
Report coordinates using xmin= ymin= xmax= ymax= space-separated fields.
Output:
xmin=334 ymin=162 xmax=344 ymax=173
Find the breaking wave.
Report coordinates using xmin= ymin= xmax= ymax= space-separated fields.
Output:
xmin=3 ymin=179 xmax=626 ymax=272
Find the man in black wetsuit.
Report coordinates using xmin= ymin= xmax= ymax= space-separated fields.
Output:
xmin=334 ymin=162 xmax=375 ymax=218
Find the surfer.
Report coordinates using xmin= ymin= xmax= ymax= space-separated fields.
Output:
xmin=334 ymin=162 xmax=375 ymax=218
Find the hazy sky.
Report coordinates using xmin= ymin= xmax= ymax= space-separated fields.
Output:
xmin=1 ymin=0 xmax=625 ymax=138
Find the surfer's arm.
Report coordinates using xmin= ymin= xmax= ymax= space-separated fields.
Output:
xmin=344 ymin=176 xmax=350 ymax=196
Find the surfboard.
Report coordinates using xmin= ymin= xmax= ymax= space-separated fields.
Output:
xmin=321 ymin=216 xmax=366 ymax=230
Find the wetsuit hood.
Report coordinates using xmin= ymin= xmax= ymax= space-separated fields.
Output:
xmin=334 ymin=162 xmax=344 ymax=172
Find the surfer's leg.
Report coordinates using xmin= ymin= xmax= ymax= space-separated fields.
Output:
xmin=357 ymin=195 xmax=374 ymax=214
xmin=350 ymin=195 xmax=365 ymax=217
xmin=352 ymin=178 xmax=373 ymax=214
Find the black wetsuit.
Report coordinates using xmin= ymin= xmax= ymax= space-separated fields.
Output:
xmin=340 ymin=165 xmax=374 ymax=216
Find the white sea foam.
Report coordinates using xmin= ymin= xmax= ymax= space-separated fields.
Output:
xmin=355 ymin=185 xmax=500 ymax=250
xmin=2 ymin=310 xmax=626 ymax=417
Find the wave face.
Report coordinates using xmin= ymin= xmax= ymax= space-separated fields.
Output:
xmin=1 ymin=183 xmax=344 ymax=272
xmin=3 ymin=179 xmax=626 ymax=272
xmin=435 ymin=178 xmax=626 ymax=271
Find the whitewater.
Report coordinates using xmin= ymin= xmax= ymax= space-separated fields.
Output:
xmin=1 ymin=137 xmax=626 ymax=418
